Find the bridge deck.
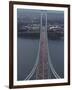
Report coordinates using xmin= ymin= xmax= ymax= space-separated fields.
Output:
xmin=36 ymin=27 xmax=49 ymax=79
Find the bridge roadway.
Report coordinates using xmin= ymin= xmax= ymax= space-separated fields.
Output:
xmin=36 ymin=26 xmax=49 ymax=79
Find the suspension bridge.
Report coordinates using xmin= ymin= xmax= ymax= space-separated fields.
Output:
xmin=25 ymin=11 xmax=61 ymax=80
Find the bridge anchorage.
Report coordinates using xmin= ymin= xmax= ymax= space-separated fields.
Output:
xmin=25 ymin=11 xmax=61 ymax=80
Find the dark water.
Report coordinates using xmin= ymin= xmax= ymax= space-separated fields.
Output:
xmin=17 ymin=37 xmax=64 ymax=80
xmin=48 ymin=39 xmax=64 ymax=78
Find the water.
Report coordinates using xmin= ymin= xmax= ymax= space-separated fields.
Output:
xmin=17 ymin=37 xmax=64 ymax=80
xmin=48 ymin=39 xmax=64 ymax=78
xmin=17 ymin=37 xmax=39 ymax=80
